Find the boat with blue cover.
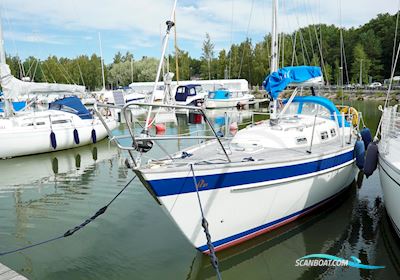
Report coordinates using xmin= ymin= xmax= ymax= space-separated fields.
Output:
xmin=103 ymin=63 xmax=362 ymax=253
xmin=175 ymin=84 xmax=208 ymax=106
xmin=99 ymin=0 xmax=362 ymax=253
xmin=0 ymin=96 xmax=117 ymax=158
xmin=0 ymin=19 xmax=117 ymax=158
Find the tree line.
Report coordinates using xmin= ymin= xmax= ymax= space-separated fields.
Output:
xmin=5 ymin=12 xmax=399 ymax=90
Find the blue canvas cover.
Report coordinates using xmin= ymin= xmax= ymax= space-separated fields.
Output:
xmin=263 ymin=66 xmax=322 ymax=99
xmin=0 ymin=101 xmax=26 ymax=112
xmin=283 ymin=96 xmax=350 ymax=127
xmin=49 ymin=96 xmax=92 ymax=119
xmin=208 ymin=89 xmax=230 ymax=100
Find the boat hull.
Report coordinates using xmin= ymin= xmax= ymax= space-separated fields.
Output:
xmin=204 ymin=95 xmax=254 ymax=109
xmin=379 ymin=155 xmax=400 ymax=237
xmin=136 ymin=149 xmax=356 ymax=252
xmin=0 ymin=119 xmax=117 ymax=158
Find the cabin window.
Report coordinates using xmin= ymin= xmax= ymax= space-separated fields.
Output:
xmin=177 ymin=87 xmax=185 ymax=94
xmin=330 ymin=128 xmax=336 ymax=137
xmin=189 ymin=88 xmax=196 ymax=96
xmin=51 ymin=120 xmax=69 ymax=124
xmin=282 ymin=103 xmax=300 ymax=115
xmin=36 ymin=122 xmax=45 ymax=126
xmin=296 ymin=137 xmax=307 ymax=144
xmin=301 ymin=103 xmax=331 ymax=118
xmin=320 ymin=131 xmax=329 ymax=140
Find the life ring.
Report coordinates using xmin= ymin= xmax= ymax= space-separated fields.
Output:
xmin=340 ymin=106 xmax=358 ymax=127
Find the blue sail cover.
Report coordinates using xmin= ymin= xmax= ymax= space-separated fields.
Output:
xmin=0 ymin=101 xmax=26 ymax=112
xmin=263 ymin=66 xmax=322 ymax=99
xmin=49 ymin=96 xmax=93 ymax=119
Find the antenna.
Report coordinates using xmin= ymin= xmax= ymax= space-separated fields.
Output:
xmin=143 ymin=0 xmax=178 ymax=132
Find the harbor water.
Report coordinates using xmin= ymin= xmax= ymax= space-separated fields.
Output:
xmin=1 ymin=100 xmax=400 ymax=279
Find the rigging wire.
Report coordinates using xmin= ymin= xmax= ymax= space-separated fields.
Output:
xmin=39 ymin=61 xmax=48 ymax=83
xmin=32 ymin=58 xmax=39 ymax=81
xmin=291 ymin=31 xmax=298 ymax=66
xmin=228 ymin=0 xmax=234 ymax=79
xmin=238 ymin=0 xmax=255 ymax=79
xmin=391 ymin=0 xmax=400 ymax=79
xmin=43 ymin=62 xmax=57 ymax=83
xmin=2 ymin=5 xmax=25 ymax=78
xmin=342 ymin=38 xmax=350 ymax=85
xmin=303 ymin=0 xmax=316 ymax=61
xmin=55 ymin=62 xmax=72 ymax=84
xmin=76 ymin=60 xmax=86 ymax=87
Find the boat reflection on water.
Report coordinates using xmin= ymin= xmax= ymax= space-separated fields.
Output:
xmin=187 ymin=180 xmax=400 ymax=279
xmin=0 ymin=139 xmax=119 ymax=189
xmin=176 ymin=108 xmax=258 ymax=136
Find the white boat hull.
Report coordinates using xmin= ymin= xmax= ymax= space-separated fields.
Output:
xmin=379 ymin=156 xmax=400 ymax=236
xmin=136 ymin=149 xmax=356 ymax=252
xmin=204 ymin=95 xmax=254 ymax=109
xmin=0 ymin=118 xmax=117 ymax=158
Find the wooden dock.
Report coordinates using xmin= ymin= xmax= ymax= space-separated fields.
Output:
xmin=0 ymin=263 xmax=27 ymax=280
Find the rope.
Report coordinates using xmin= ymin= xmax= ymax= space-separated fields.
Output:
xmin=189 ymin=164 xmax=222 ymax=280
xmin=0 ymin=176 xmax=136 ymax=257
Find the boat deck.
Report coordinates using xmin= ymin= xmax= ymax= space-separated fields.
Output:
xmin=145 ymin=137 xmax=354 ymax=172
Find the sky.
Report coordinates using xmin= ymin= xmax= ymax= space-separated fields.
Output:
xmin=1 ymin=0 xmax=399 ymax=64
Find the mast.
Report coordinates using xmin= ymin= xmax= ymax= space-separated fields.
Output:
xmin=144 ymin=0 xmax=178 ymax=132
xmin=270 ymin=0 xmax=279 ymax=120
xmin=98 ymin=32 xmax=106 ymax=91
xmin=0 ymin=18 xmax=13 ymax=118
xmin=174 ymin=11 xmax=179 ymax=84
xmin=0 ymin=20 xmax=5 ymax=65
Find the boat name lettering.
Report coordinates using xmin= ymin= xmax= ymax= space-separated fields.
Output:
xmin=196 ymin=179 xmax=208 ymax=189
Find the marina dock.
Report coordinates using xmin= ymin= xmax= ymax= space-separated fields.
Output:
xmin=0 ymin=263 xmax=27 ymax=280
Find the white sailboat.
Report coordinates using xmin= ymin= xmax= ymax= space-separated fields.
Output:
xmin=371 ymin=14 xmax=400 ymax=238
xmin=0 ymin=22 xmax=117 ymax=159
xmin=99 ymin=0 xmax=362 ymax=253
xmin=377 ymin=105 xmax=400 ymax=236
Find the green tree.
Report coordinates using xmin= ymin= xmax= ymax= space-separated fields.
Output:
xmin=350 ymin=44 xmax=371 ymax=84
xmin=201 ymin=33 xmax=214 ymax=80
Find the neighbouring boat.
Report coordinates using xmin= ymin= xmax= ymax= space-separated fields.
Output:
xmin=378 ymin=105 xmax=400 ymax=236
xmin=0 ymin=21 xmax=117 ymax=159
xmin=204 ymin=88 xmax=254 ymax=109
xmin=175 ymin=84 xmax=208 ymax=106
xmin=0 ymin=96 xmax=117 ymax=159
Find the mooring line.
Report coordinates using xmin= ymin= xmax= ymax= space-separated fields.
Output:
xmin=190 ymin=164 xmax=222 ymax=280
xmin=0 ymin=176 xmax=137 ymax=257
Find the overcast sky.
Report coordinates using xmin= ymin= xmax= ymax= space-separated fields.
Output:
xmin=1 ymin=0 xmax=399 ymax=63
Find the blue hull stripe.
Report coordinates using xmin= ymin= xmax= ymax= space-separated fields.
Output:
xmin=148 ymin=151 xmax=354 ymax=197
xmin=197 ymin=184 xmax=349 ymax=252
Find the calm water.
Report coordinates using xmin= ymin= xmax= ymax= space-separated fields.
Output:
xmin=1 ymin=101 xmax=400 ymax=280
